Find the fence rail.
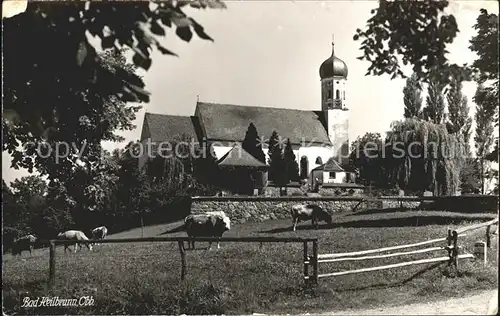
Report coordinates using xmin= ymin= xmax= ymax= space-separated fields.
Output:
xmin=455 ymin=218 xmax=499 ymax=235
xmin=43 ymin=236 xmax=319 ymax=287
xmin=40 ymin=236 xmax=319 ymax=245
xmin=317 ymin=234 xmax=467 ymax=260
xmin=311 ymin=218 xmax=499 ymax=282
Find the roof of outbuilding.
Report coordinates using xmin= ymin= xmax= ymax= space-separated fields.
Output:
xmin=217 ymin=144 xmax=268 ymax=168
xmin=312 ymin=157 xmax=345 ymax=172
xmin=195 ymin=102 xmax=331 ymax=145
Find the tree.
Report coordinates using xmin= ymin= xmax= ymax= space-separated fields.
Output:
xmin=385 ymin=118 xmax=465 ymax=196
xmin=268 ymin=133 xmax=286 ymax=187
xmin=3 ymin=1 xmax=224 ymax=130
xmin=474 ymin=84 xmax=496 ymax=194
xmin=353 ymin=0 xmax=469 ymax=85
xmin=10 ymin=175 xmax=47 ymax=207
xmin=460 ymin=158 xmax=482 ymax=194
xmin=3 ymin=1 xmax=225 ymax=187
xmin=403 ymin=73 xmax=423 ymax=119
xmin=469 ymin=9 xmax=499 ymax=87
xmin=283 ymin=139 xmax=300 ymax=183
xmin=445 ymin=75 xmax=473 ymax=154
xmin=267 ymin=130 xmax=282 ymax=182
xmin=349 ymin=132 xmax=388 ymax=187
xmin=242 ymin=123 xmax=266 ymax=163
xmin=2 ymin=180 xmax=28 ymax=232
xmin=469 ymin=9 xmax=499 ymax=185
xmin=3 ymin=48 xmax=142 ymax=190
xmin=423 ymin=78 xmax=445 ymax=124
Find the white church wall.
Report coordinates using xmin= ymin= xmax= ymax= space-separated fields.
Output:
xmin=297 ymin=145 xmax=334 ymax=181
xmin=212 ymin=145 xmax=234 ymax=161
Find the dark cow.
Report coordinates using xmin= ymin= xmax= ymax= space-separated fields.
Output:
xmin=57 ymin=230 xmax=93 ymax=253
xmin=184 ymin=212 xmax=231 ymax=250
xmin=12 ymin=234 xmax=37 ymax=256
xmin=91 ymin=226 xmax=108 ymax=245
xmin=291 ymin=204 xmax=332 ymax=231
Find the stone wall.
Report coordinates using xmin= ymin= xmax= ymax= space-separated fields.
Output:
xmin=191 ymin=196 xmax=370 ymax=223
xmin=190 ymin=195 xmax=498 ymax=224
xmin=380 ymin=196 xmax=420 ymax=209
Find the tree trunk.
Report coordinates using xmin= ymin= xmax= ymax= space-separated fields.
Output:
xmin=141 ymin=215 xmax=144 ymax=238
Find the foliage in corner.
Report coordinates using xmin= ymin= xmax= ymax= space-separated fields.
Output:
xmin=3 ymin=0 xmax=225 ymax=182
xmin=353 ymin=0 xmax=470 ymax=85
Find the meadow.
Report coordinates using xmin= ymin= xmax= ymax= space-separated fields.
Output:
xmin=3 ymin=209 xmax=499 ymax=315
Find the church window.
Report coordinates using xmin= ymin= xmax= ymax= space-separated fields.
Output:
xmin=343 ymin=91 xmax=345 ymax=100
xmin=327 ymin=89 xmax=332 ymax=99
xmin=335 ymin=90 xmax=340 ymax=99
xmin=329 ymin=172 xmax=336 ymax=179
xmin=315 ymin=157 xmax=323 ymax=165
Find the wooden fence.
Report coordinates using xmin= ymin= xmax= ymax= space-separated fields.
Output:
xmin=307 ymin=218 xmax=499 ymax=281
xmin=42 ymin=236 xmax=318 ymax=287
xmin=35 ymin=218 xmax=498 ymax=287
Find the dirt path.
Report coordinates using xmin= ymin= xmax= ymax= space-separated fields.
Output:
xmin=324 ymin=289 xmax=497 ymax=315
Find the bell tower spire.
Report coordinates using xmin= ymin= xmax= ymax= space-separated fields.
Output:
xmin=318 ymin=36 xmax=350 ymax=164
xmin=331 ymin=33 xmax=335 ymax=55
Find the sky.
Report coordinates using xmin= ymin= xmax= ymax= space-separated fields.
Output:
xmin=2 ymin=0 xmax=499 ymax=185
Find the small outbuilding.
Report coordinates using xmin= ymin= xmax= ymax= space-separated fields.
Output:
xmin=217 ymin=144 xmax=268 ymax=195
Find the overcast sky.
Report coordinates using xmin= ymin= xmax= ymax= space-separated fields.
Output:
xmin=3 ymin=0 xmax=499 ymax=185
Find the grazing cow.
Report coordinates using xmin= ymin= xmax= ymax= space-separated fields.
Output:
xmin=57 ymin=230 xmax=93 ymax=253
xmin=91 ymin=226 xmax=108 ymax=245
xmin=291 ymin=204 xmax=332 ymax=231
xmin=12 ymin=234 xmax=37 ymax=256
xmin=184 ymin=212 xmax=231 ymax=250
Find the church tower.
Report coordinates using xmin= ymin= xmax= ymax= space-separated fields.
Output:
xmin=319 ymin=36 xmax=349 ymax=164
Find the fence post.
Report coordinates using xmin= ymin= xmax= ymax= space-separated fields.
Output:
xmin=452 ymin=231 xmax=459 ymax=271
xmin=312 ymin=240 xmax=318 ymax=285
xmin=49 ymin=241 xmax=56 ymax=287
xmin=446 ymin=228 xmax=452 ymax=267
xmin=486 ymin=225 xmax=491 ymax=248
xmin=303 ymin=241 xmax=309 ymax=284
xmin=178 ymin=241 xmax=186 ymax=281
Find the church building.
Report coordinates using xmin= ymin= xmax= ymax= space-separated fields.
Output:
xmin=139 ymin=40 xmax=353 ymax=185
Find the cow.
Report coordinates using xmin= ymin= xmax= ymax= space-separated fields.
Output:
xmin=12 ymin=234 xmax=37 ymax=256
xmin=291 ymin=204 xmax=332 ymax=231
xmin=91 ymin=226 xmax=108 ymax=246
xmin=183 ymin=212 xmax=231 ymax=250
xmin=57 ymin=230 xmax=93 ymax=253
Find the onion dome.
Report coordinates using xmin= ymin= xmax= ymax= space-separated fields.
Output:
xmin=319 ymin=42 xmax=348 ymax=79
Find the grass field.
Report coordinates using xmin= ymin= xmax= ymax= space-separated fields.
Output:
xmin=3 ymin=209 xmax=499 ymax=315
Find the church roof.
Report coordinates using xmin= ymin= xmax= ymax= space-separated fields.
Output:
xmin=196 ymin=102 xmax=331 ymax=145
xmin=217 ymin=144 xmax=268 ymax=168
xmin=142 ymin=113 xmax=198 ymax=142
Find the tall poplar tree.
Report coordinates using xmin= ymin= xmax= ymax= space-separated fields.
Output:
xmin=446 ymin=75 xmax=473 ymax=154
xmin=403 ymin=73 xmax=423 ymax=119
xmin=423 ymin=79 xmax=445 ymax=124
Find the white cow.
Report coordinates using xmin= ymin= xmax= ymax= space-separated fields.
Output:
xmin=91 ymin=226 xmax=108 ymax=245
xmin=57 ymin=230 xmax=93 ymax=253
xmin=184 ymin=211 xmax=231 ymax=250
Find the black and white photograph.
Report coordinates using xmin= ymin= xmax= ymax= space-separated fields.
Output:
xmin=2 ymin=0 xmax=499 ymax=315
